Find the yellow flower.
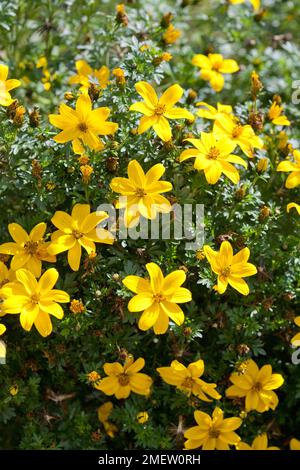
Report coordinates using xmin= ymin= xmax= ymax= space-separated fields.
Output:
xmin=291 ymin=316 xmax=300 ymax=346
xmin=70 ymin=299 xmax=85 ymax=314
xmin=161 ymin=52 xmax=172 ymax=62
xmin=1 ymin=268 xmax=70 ymax=337
xmin=48 ymin=204 xmax=114 ymax=271
xmin=226 ymin=359 xmax=284 ymax=412
xmin=88 ymin=371 xmax=101 ymax=384
xmin=213 ymin=115 xmax=264 ymax=157
xmin=49 ymin=94 xmax=118 ymax=152
xmin=123 ymin=262 xmax=192 ymax=334
xmin=180 ymin=132 xmax=247 ymax=184
xmin=94 ymin=356 xmax=153 ymax=399
xmin=192 ymin=53 xmax=239 ymax=92
xmin=229 ymin=0 xmax=260 ymax=11
xmin=268 ymin=102 xmax=290 ymax=126
xmin=112 ymin=68 xmax=126 ymax=85
xmin=69 ymin=60 xmax=110 ymax=91
xmin=163 ymin=24 xmax=181 ymax=44
xmin=9 ymin=385 xmax=19 ymax=396
xmin=0 ymin=223 xmax=56 ymax=277
xmin=184 ymin=407 xmax=242 ymax=450
xmin=129 ymin=81 xmax=194 ymax=142
xmin=80 ymin=164 xmax=93 ymax=183
xmin=290 ymin=438 xmax=300 ymax=450
xmin=110 ymin=160 xmax=172 ymax=227
xmin=204 ymin=241 xmax=257 ymax=295
xmin=0 ymin=64 xmax=21 ymax=106
xmin=97 ymin=401 xmax=118 ymax=437
xmin=287 ymin=203 xmax=300 ymax=215
xmin=196 ymin=101 xmax=233 ymax=121
xmin=36 ymin=57 xmax=48 ymax=69
xmin=237 ymin=433 xmax=279 ymax=450
xmin=277 ymin=150 xmax=300 ymax=188
xmin=157 ymin=359 xmax=221 ymax=401
xmin=137 ymin=411 xmax=149 ymax=424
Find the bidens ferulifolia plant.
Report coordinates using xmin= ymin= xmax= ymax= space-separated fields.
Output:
xmin=0 ymin=0 xmax=299 ymax=451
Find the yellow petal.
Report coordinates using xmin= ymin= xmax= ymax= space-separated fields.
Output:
xmin=135 ymin=81 xmax=158 ymax=107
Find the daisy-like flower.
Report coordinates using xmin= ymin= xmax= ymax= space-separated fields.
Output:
xmin=192 ymin=53 xmax=239 ymax=92
xmin=179 ymin=132 xmax=247 ymax=184
xmin=110 ymin=160 xmax=173 ymax=227
xmin=196 ymin=102 xmax=233 ymax=121
xmin=277 ymin=150 xmax=300 ymax=188
xmin=268 ymin=101 xmax=290 ymax=126
xmin=157 ymin=359 xmax=221 ymax=401
xmin=48 ymin=203 xmax=114 ymax=271
xmin=49 ymin=94 xmax=118 ymax=152
xmin=237 ymin=433 xmax=279 ymax=450
xmin=184 ymin=407 xmax=242 ymax=450
xmin=129 ymin=81 xmax=194 ymax=142
xmin=123 ymin=262 xmax=192 ymax=334
xmin=213 ymin=115 xmax=264 ymax=158
xmin=0 ymin=64 xmax=21 ymax=106
xmin=0 ymin=223 xmax=56 ymax=277
xmin=69 ymin=59 xmax=110 ymax=91
xmin=290 ymin=438 xmax=300 ymax=450
xmin=94 ymin=357 xmax=153 ymax=399
xmin=291 ymin=317 xmax=300 ymax=346
xmin=1 ymin=268 xmax=70 ymax=337
xmin=287 ymin=203 xmax=300 ymax=215
xmin=226 ymin=359 xmax=284 ymax=412
xmin=203 ymin=241 xmax=257 ymax=295
xmin=229 ymin=0 xmax=260 ymax=11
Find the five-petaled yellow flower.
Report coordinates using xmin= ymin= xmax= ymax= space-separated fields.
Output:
xmin=192 ymin=53 xmax=239 ymax=92
xmin=287 ymin=202 xmax=300 ymax=215
xmin=69 ymin=59 xmax=110 ymax=91
xmin=184 ymin=407 xmax=242 ymax=450
xmin=204 ymin=241 xmax=257 ymax=295
xmin=237 ymin=433 xmax=279 ymax=450
xmin=268 ymin=101 xmax=290 ymax=126
xmin=180 ymin=132 xmax=247 ymax=184
xmin=277 ymin=150 xmax=300 ymax=188
xmin=129 ymin=81 xmax=194 ymax=141
xmin=48 ymin=204 xmax=114 ymax=271
xmin=226 ymin=359 xmax=284 ymax=412
xmin=1 ymin=268 xmax=70 ymax=337
xmin=213 ymin=115 xmax=264 ymax=158
xmin=110 ymin=160 xmax=172 ymax=227
xmin=49 ymin=94 xmax=118 ymax=152
xmin=290 ymin=438 xmax=300 ymax=450
xmin=196 ymin=101 xmax=233 ymax=121
xmin=157 ymin=359 xmax=221 ymax=401
xmin=291 ymin=316 xmax=300 ymax=346
xmin=0 ymin=223 xmax=56 ymax=277
xmin=0 ymin=64 xmax=21 ymax=106
xmin=94 ymin=356 xmax=153 ymax=399
xmin=229 ymin=0 xmax=260 ymax=12
xmin=123 ymin=262 xmax=192 ymax=334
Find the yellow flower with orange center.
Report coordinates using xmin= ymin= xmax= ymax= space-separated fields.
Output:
xmin=204 ymin=241 xmax=257 ymax=295
xmin=129 ymin=81 xmax=194 ymax=142
xmin=226 ymin=359 xmax=284 ymax=412
xmin=123 ymin=262 xmax=192 ymax=334
xmin=69 ymin=59 xmax=109 ymax=91
xmin=163 ymin=24 xmax=181 ymax=44
xmin=0 ymin=64 xmax=21 ymax=106
xmin=157 ymin=359 xmax=221 ymax=401
xmin=94 ymin=356 xmax=153 ymax=399
xmin=192 ymin=53 xmax=239 ymax=92
xmin=184 ymin=407 xmax=242 ymax=450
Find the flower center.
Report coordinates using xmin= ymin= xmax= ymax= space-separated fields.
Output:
xmin=221 ymin=267 xmax=231 ymax=278
xmin=118 ymin=373 xmax=130 ymax=386
xmin=181 ymin=377 xmax=194 ymax=389
xmin=72 ymin=229 xmax=83 ymax=239
xmin=24 ymin=241 xmax=39 ymax=254
xmin=30 ymin=294 xmax=40 ymax=304
xmin=207 ymin=146 xmax=220 ymax=160
xmin=232 ymin=125 xmax=243 ymax=138
xmin=78 ymin=122 xmax=88 ymax=133
xmin=209 ymin=427 xmax=220 ymax=439
xmin=153 ymin=293 xmax=166 ymax=303
xmin=253 ymin=382 xmax=262 ymax=391
xmin=135 ymin=188 xmax=147 ymax=197
xmin=154 ymin=104 xmax=166 ymax=116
